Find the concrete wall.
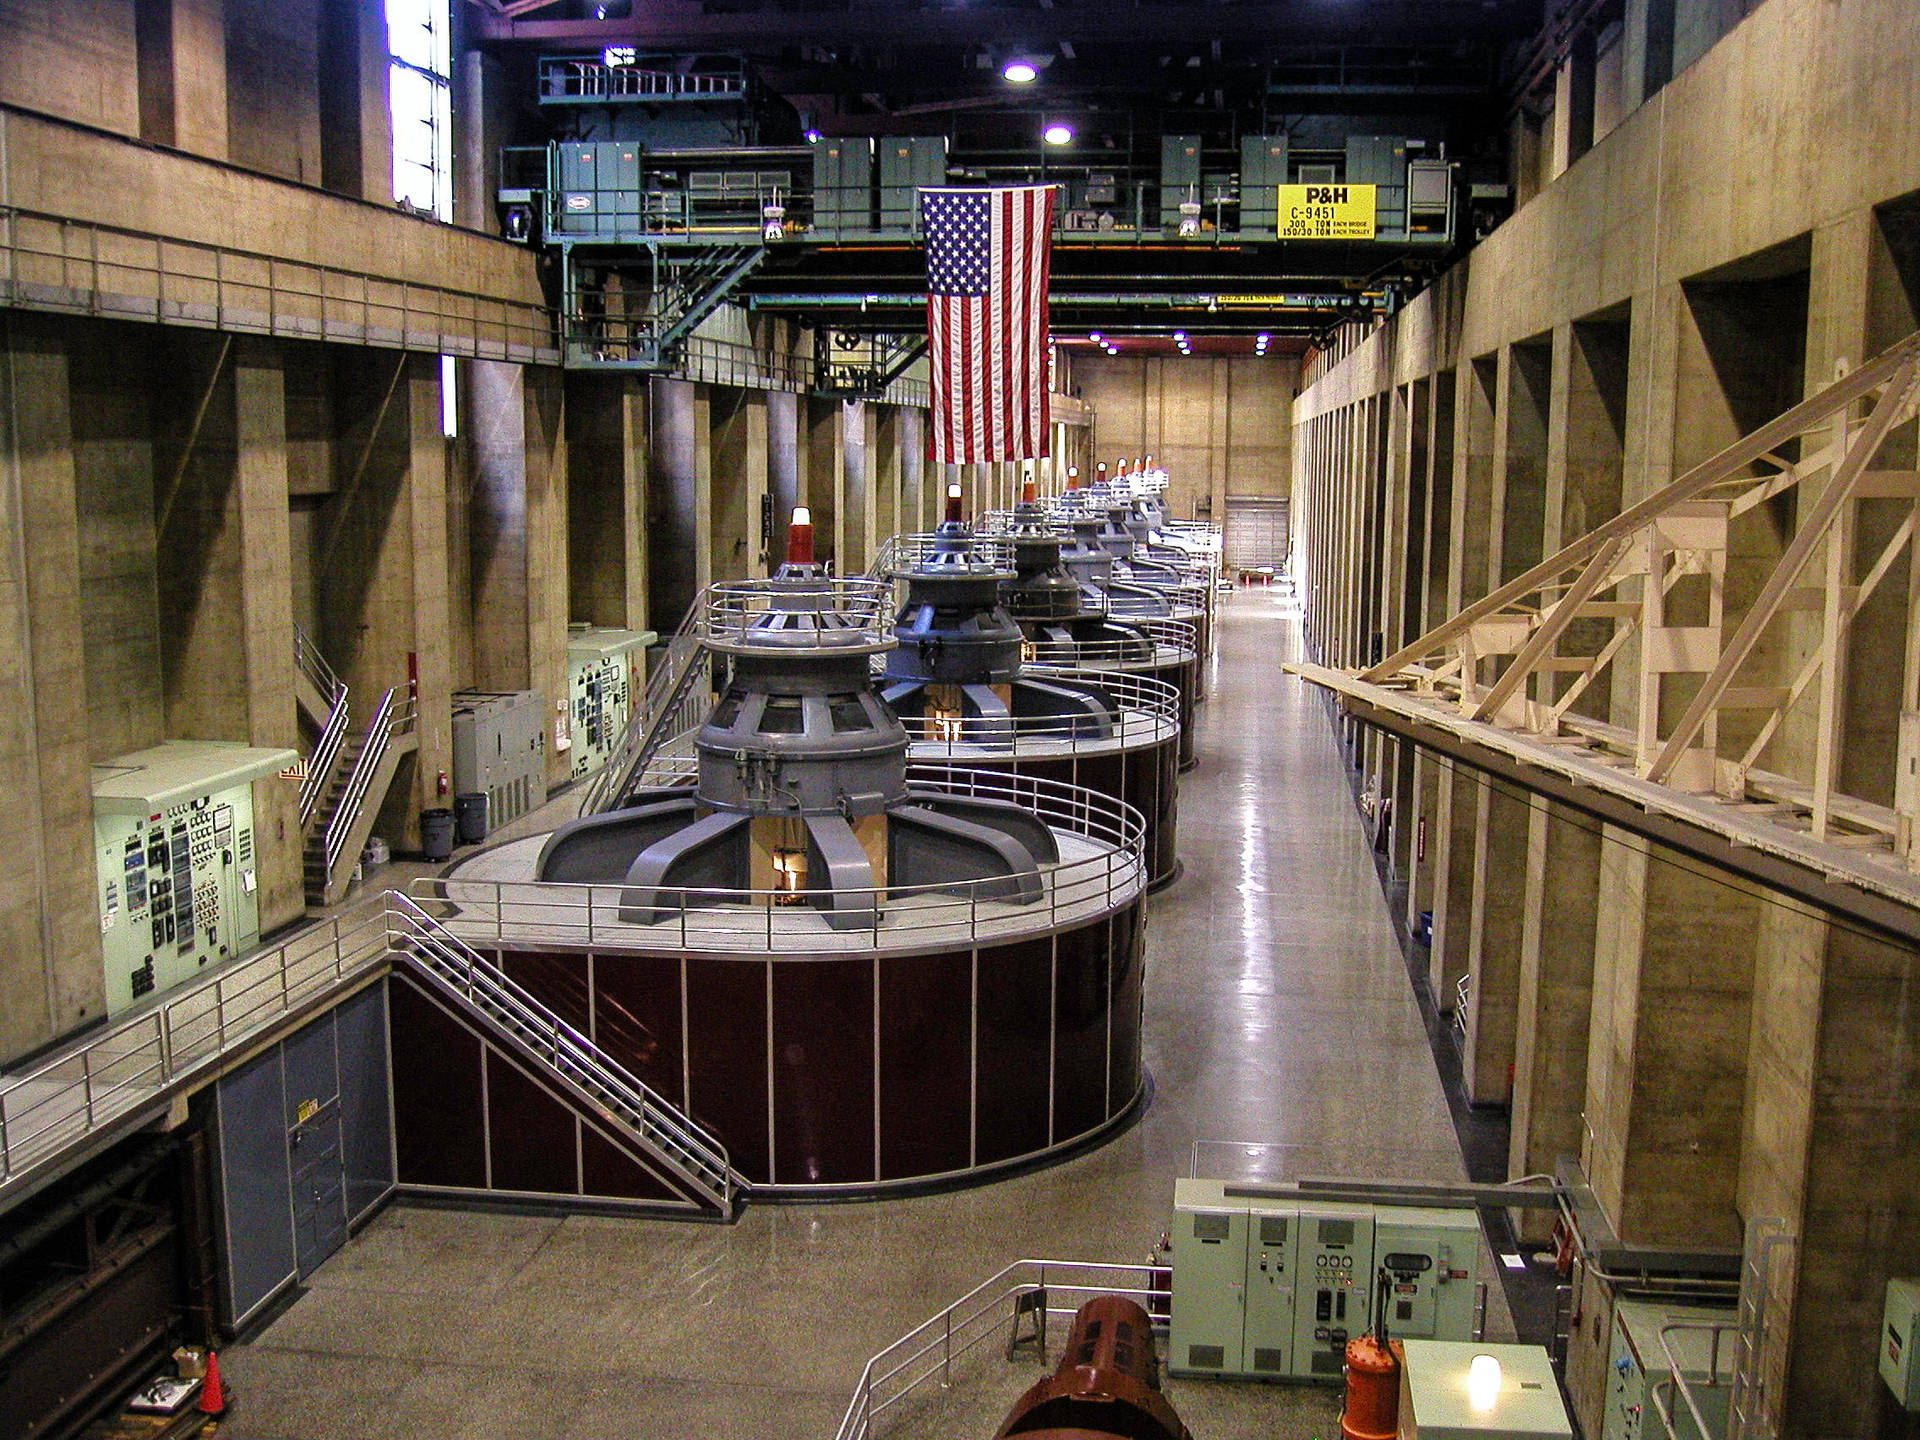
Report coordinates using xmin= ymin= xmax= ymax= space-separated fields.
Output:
xmin=1291 ymin=0 xmax=1920 ymax=1431
xmin=1078 ymin=355 xmax=1296 ymax=521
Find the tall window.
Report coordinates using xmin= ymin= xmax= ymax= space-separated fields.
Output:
xmin=387 ymin=0 xmax=453 ymax=221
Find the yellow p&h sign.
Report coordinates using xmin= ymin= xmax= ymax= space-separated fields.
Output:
xmin=1277 ymin=183 xmax=1377 ymax=240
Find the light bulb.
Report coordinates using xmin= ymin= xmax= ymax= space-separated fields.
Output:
xmin=1003 ymin=60 xmax=1038 ymax=84
xmin=1467 ymin=1353 xmax=1502 ymax=1411
xmin=1043 ymin=123 xmax=1073 ymax=146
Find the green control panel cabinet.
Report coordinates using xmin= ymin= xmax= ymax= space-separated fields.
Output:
xmin=565 ymin=626 xmax=655 ymax=781
xmin=93 ymin=740 xmax=298 ymax=1015
xmin=1169 ymin=1178 xmax=1479 ymax=1383
xmin=1605 ymin=1299 xmax=1736 ymax=1440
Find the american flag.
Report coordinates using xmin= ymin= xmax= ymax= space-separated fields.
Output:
xmin=921 ymin=185 xmax=1056 ymax=464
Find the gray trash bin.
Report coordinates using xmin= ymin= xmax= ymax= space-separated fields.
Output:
xmin=454 ymin=792 xmax=488 ymax=846
xmin=421 ymin=807 xmax=455 ymax=862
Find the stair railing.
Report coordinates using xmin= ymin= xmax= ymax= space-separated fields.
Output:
xmin=294 ymin=623 xmax=345 ymax=706
xmin=322 ymin=686 xmax=419 ymax=876
xmin=386 ymin=893 xmax=738 ymax=1213
xmin=299 ymin=693 xmax=352 ymax=828
xmin=581 ymin=602 xmax=706 ymax=815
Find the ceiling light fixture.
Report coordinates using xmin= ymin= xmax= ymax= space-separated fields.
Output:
xmin=1003 ymin=60 xmax=1039 ymax=84
xmin=1043 ymin=123 xmax=1074 ymax=146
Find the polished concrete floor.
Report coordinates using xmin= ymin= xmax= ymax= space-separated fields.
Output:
xmin=219 ymin=590 xmax=1509 ymax=1440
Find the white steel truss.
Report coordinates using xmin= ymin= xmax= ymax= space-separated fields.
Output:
xmin=1297 ymin=331 xmax=1920 ymax=886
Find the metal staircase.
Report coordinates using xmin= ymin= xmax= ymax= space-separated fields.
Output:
xmin=561 ymin=242 xmax=767 ymax=371
xmin=580 ymin=603 xmax=711 ymax=814
xmin=387 ymin=895 xmax=743 ymax=1218
xmin=0 ymin=894 xmax=744 ymax=1224
xmin=304 ymin=686 xmax=419 ymax=908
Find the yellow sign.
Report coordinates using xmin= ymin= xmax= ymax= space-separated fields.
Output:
xmin=1277 ymin=184 xmax=1377 ymax=241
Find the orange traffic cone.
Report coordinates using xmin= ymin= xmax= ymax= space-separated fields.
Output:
xmin=198 ymin=1349 xmax=229 ymax=1418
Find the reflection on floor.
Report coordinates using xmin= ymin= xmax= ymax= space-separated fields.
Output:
xmin=220 ymin=591 xmax=1513 ymax=1440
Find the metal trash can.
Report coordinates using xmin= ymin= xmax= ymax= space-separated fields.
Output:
xmin=454 ymin=792 xmax=488 ymax=846
xmin=421 ymin=807 xmax=455 ymax=862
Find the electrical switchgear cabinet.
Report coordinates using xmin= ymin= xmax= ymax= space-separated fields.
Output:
xmin=93 ymin=740 xmax=297 ymax=1015
xmin=565 ymin=627 xmax=654 ymax=781
xmin=1604 ymin=1299 xmax=1736 ymax=1440
xmin=452 ymin=691 xmax=547 ymax=834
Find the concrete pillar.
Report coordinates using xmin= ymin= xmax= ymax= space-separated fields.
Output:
xmin=469 ymin=360 xmax=569 ymax=788
xmin=566 ymin=373 xmax=649 ymax=632
xmin=1427 ymin=759 xmax=1479 ymax=1008
xmin=1509 ymin=797 xmax=1599 ymax=1226
xmin=708 ymin=387 xmax=765 ymax=583
xmin=318 ymin=351 xmax=451 ymax=851
xmin=767 ymin=388 xmax=800 ymax=544
xmin=841 ymin=400 xmax=871 ymax=572
xmin=647 ymin=377 xmax=700 ymax=627
xmin=136 ymin=0 xmax=229 ymax=156
xmin=804 ymin=399 xmax=842 ymax=571
xmin=873 ymin=407 xmax=901 ymax=547
xmin=152 ymin=333 xmax=301 ymax=933
xmin=0 ymin=316 xmax=106 ymax=1059
xmin=1582 ymin=829 xmax=1758 ymax=1247
xmin=1462 ymin=775 xmax=1529 ymax=1106
xmin=318 ymin=0 xmax=393 ymax=202
xmin=898 ymin=408 xmax=925 ymax=535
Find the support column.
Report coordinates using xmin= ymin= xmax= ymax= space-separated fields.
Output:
xmin=1427 ymin=758 xmax=1479 ymax=1007
xmin=469 ymin=360 xmax=568 ymax=787
xmin=804 ymin=399 xmax=842 ymax=571
xmin=136 ymin=0 xmax=230 ymax=156
xmin=566 ymin=374 xmax=649 ymax=632
xmin=841 ymin=400 xmax=871 ymax=571
xmin=1509 ymin=796 xmax=1599 ymax=1230
xmin=767 ymin=389 xmax=800 ymax=555
xmin=873 ymin=407 xmax=901 ymax=546
xmin=0 ymin=316 xmax=104 ymax=1059
xmin=1582 ymin=829 xmax=1758 ymax=1247
xmin=1462 ymin=775 xmax=1529 ymax=1106
xmin=404 ymin=356 xmax=454 ymax=846
xmin=898 ymin=408 xmax=925 ymax=535
xmin=647 ymin=377 xmax=700 ymax=627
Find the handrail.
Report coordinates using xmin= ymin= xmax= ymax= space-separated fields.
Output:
xmin=0 ymin=203 xmax=557 ymax=364
xmin=834 ymin=1259 xmax=1171 ymax=1440
xmin=1649 ymin=1319 xmax=1739 ymax=1440
xmin=322 ymin=687 xmax=418 ymax=874
xmin=413 ymin=766 xmax=1148 ymax=958
xmin=582 ymin=602 xmax=705 ymax=816
xmin=893 ymin=668 xmax=1183 ymax=750
xmin=386 ymin=894 xmax=737 ymax=1212
xmin=299 ymin=691 xmax=352 ymax=828
xmin=1023 ymin=616 xmax=1200 ymax=670
xmin=0 ymin=896 xmax=394 ymax=1196
xmin=294 ymin=623 xmax=345 ymax=705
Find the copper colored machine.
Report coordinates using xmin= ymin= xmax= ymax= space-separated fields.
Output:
xmin=994 ymin=1296 xmax=1193 ymax=1440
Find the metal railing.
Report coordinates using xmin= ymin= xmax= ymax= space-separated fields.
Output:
xmin=388 ymin=893 xmax=739 ymax=1214
xmin=870 ymin=532 xmax=1018 ymax=578
xmin=581 ymin=603 xmax=706 ymax=816
xmin=702 ymin=576 xmax=895 ymax=650
xmin=1649 ymin=1319 xmax=1739 ymax=1440
xmin=294 ymin=623 xmax=345 ymax=706
xmin=0 ymin=897 xmax=394 ymax=1196
xmin=0 ymin=205 xmax=558 ymax=364
xmin=894 ymin=669 xmax=1182 ymax=755
xmin=299 ymin=692 xmax=352 ymax=829
xmin=322 ymin=686 xmax=419 ymax=874
xmin=834 ymin=1259 xmax=1169 ymax=1440
xmin=414 ymin=766 xmax=1147 ymax=957
xmin=1023 ymin=616 xmax=1199 ymax=670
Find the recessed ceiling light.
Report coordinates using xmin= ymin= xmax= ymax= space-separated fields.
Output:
xmin=1173 ymin=330 xmax=1187 ymax=341
xmin=805 ymin=129 xmax=822 ymax=143
xmin=1003 ymin=60 xmax=1039 ymax=84
xmin=1088 ymin=332 xmax=1103 ymax=343
xmin=1043 ymin=123 xmax=1074 ymax=146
